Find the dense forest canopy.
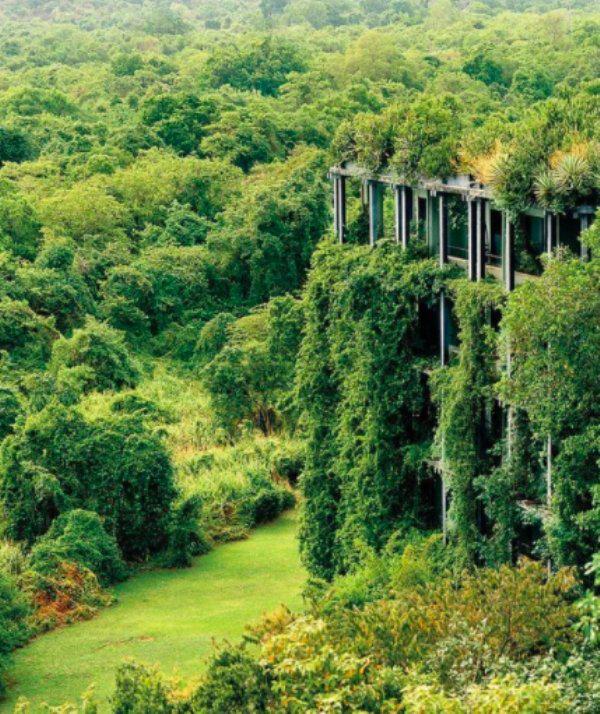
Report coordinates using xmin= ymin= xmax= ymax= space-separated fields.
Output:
xmin=0 ymin=0 xmax=598 ymax=711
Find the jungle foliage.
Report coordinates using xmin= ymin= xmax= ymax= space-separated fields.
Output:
xmin=0 ymin=0 xmax=599 ymax=706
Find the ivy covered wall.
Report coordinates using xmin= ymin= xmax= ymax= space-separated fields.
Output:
xmin=297 ymin=241 xmax=451 ymax=578
xmin=298 ymin=234 xmax=600 ymax=579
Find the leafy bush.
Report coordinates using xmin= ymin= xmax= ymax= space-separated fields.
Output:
xmin=180 ymin=439 xmax=298 ymax=543
xmin=191 ymin=645 xmax=271 ymax=713
xmin=272 ymin=439 xmax=305 ymax=485
xmin=111 ymin=661 xmax=175 ymax=714
xmin=236 ymin=559 xmax=576 ymax=711
xmin=50 ymin=318 xmax=139 ymax=392
xmin=0 ymin=384 xmax=21 ymax=440
xmin=0 ymin=297 xmax=56 ymax=367
xmin=26 ymin=561 xmax=112 ymax=633
xmin=161 ymin=496 xmax=211 ymax=569
xmin=241 ymin=485 xmax=295 ymax=527
xmin=30 ymin=510 xmax=127 ymax=586
xmin=403 ymin=675 xmax=568 ymax=713
xmin=0 ymin=540 xmax=29 ymax=579
xmin=0 ymin=404 xmax=176 ymax=559
xmin=0 ymin=571 xmax=31 ymax=693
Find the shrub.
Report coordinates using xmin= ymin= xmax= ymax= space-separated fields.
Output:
xmin=111 ymin=661 xmax=176 ymax=714
xmin=248 ymin=560 xmax=577 ymax=710
xmin=161 ymin=495 xmax=211 ymax=569
xmin=30 ymin=510 xmax=127 ymax=586
xmin=242 ymin=487 xmax=295 ymax=527
xmin=26 ymin=562 xmax=112 ymax=633
xmin=50 ymin=318 xmax=139 ymax=392
xmin=0 ymin=540 xmax=28 ymax=579
xmin=0 ymin=404 xmax=176 ymax=559
xmin=191 ymin=645 xmax=271 ymax=713
xmin=0 ymin=570 xmax=31 ymax=669
xmin=0 ymin=384 xmax=21 ymax=440
xmin=181 ymin=440 xmax=298 ymax=544
xmin=195 ymin=312 xmax=236 ymax=366
xmin=0 ymin=297 xmax=55 ymax=367
xmin=272 ymin=439 xmax=305 ymax=485
xmin=402 ymin=675 xmax=568 ymax=713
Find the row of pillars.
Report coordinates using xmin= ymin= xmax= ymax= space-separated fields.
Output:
xmin=332 ymin=176 xmax=515 ymax=291
xmin=333 ymin=176 xmax=411 ymax=248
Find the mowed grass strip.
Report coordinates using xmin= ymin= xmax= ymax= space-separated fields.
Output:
xmin=2 ymin=511 xmax=303 ymax=712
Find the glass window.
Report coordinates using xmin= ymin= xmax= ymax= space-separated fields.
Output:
xmin=559 ymin=213 xmax=581 ymax=256
xmin=487 ymin=209 xmax=503 ymax=267
xmin=514 ymin=214 xmax=545 ymax=275
xmin=447 ymin=199 xmax=468 ymax=260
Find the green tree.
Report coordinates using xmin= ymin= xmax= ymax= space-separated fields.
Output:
xmin=140 ymin=93 xmax=218 ymax=156
xmin=30 ymin=508 xmax=127 ymax=585
xmin=0 ymin=571 xmax=31 ymax=694
xmin=0 ymin=385 xmax=21 ymax=441
xmin=0 ymin=297 xmax=56 ymax=367
xmin=0 ymin=184 xmax=41 ymax=260
xmin=0 ymin=404 xmax=176 ymax=559
xmin=0 ymin=127 xmax=32 ymax=166
xmin=209 ymin=146 xmax=329 ymax=304
xmin=205 ymin=37 xmax=308 ymax=97
xmin=39 ymin=183 xmax=129 ymax=242
xmin=49 ymin=318 xmax=139 ymax=392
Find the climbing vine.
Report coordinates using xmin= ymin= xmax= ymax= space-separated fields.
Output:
xmin=431 ymin=279 xmax=503 ymax=568
xmin=500 ymin=254 xmax=600 ymax=571
xmin=300 ymin=229 xmax=599 ymax=578
xmin=297 ymin=241 xmax=450 ymax=578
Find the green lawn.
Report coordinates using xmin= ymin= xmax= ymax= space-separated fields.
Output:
xmin=2 ymin=511 xmax=304 ymax=712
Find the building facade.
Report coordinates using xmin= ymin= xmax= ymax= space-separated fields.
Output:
xmin=329 ymin=162 xmax=597 ymax=540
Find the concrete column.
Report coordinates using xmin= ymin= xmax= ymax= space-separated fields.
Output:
xmin=368 ymin=181 xmax=378 ymax=247
xmin=467 ymin=200 xmax=478 ymax=281
xmin=394 ymin=185 xmax=401 ymax=245
xmin=336 ymin=176 xmax=346 ymax=244
xmin=333 ymin=177 xmax=338 ymax=237
xmin=439 ymin=194 xmax=447 ymax=267
xmin=476 ymin=199 xmax=484 ymax=280
xmin=368 ymin=181 xmax=384 ymax=247
xmin=546 ymin=212 xmax=554 ymax=254
xmin=440 ymin=290 xmax=449 ymax=366
xmin=504 ymin=216 xmax=514 ymax=292
xmin=394 ymin=186 xmax=409 ymax=248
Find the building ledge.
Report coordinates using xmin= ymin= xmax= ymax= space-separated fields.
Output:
xmin=330 ymin=164 xmax=494 ymax=200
